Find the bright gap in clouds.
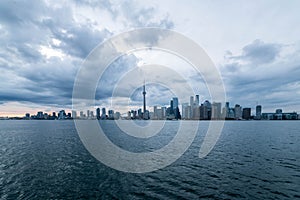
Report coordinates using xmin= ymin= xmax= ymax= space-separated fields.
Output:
xmin=39 ymin=45 xmax=65 ymax=60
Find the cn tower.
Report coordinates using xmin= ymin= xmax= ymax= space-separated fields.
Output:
xmin=143 ymin=81 xmax=146 ymax=118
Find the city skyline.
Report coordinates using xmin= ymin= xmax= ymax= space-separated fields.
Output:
xmin=2 ymin=92 xmax=299 ymax=120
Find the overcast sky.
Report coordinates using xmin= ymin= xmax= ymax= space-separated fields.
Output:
xmin=1 ymin=0 xmax=300 ymax=116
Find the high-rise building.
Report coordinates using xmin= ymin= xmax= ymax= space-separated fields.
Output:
xmin=161 ymin=107 xmax=166 ymax=119
xmin=225 ymin=102 xmax=230 ymax=118
xmin=190 ymin=96 xmax=194 ymax=107
xmin=101 ymin=108 xmax=106 ymax=119
xmin=80 ymin=111 xmax=84 ymax=118
xmin=190 ymin=96 xmax=194 ymax=117
xmin=234 ymin=104 xmax=242 ymax=120
xmin=256 ymin=105 xmax=262 ymax=120
xmin=203 ymin=100 xmax=212 ymax=120
xmin=138 ymin=108 xmax=142 ymax=119
xmin=96 ymin=108 xmax=100 ymax=120
xmin=153 ymin=106 xmax=158 ymax=119
xmin=181 ymin=103 xmax=189 ymax=119
xmin=173 ymin=97 xmax=178 ymax=109
xmin=170 ymin=100 xmax=174 ymax=112
xmin=212 ymin=102 xmax=222 ymax=120
xmin=108 ymin=110 xmax=114 ymax=119
xmin=195 ymin=95 xmax=200 ymax=106
xmin=242 ymin=108 xmax=251 ymax=120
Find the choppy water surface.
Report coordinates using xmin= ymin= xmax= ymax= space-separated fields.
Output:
xmin=0 ymin=120 xmax=299 ymax=199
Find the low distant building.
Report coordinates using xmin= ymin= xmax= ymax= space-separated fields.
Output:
xmin=25 ymin=113 xmax=30 ymax=119
xmin=262 ymin=109 xmax=298 ymax=120
xmin=114 ymin=112 xmax=120 ymax=120
xmin=37 ymin=111 xmax=44 ymax=119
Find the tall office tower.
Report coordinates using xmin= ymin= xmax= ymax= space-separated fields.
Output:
xmin=101 ymin=108 xmax=106 ymax=119
xmin=190 ymin=96 xmax=194 ymax=117
xmin=170 ymin=100 xmax=174 ymax=111
xmin=80 ymin=111 xmax=84 ymax=118
xmin=161 ymin=107 xmax=166 ymax=119
xmin=203 ymin=100 xmax=212 ymax=120
xmin=143 ymin=81 xmax=146 ymax=116
xmin=195 ymin=95 xmax=200 ymax=106
xmin=187 ymin=105 xmax=192 ymax=119
xmin=138 ymin=108 xmax=142 ymax=119
xmin=153 ymin=106 xmax=158 ymax=119
xmin=234 ymin=104 xmax=242 ymax=119
xmin=96 ymin=108 xmax=100 ymax=120
xmin=182 ymin=103 xmax=189 ymax=119
xmin=190 ymin=96 xmax=194 ymax=107
xmin=225 ymin=102 xmax=230 ymax=118
xmin=256 ymin=105 xmax=262 ymax=120
xmin=212 ymin=102 xmax=222 ymax=119
xmin=173 ymin=97 xmax=178 ymax=109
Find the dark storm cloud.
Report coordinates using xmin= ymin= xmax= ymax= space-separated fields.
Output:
xmin=0 ymin=0 xmax=175 ymax=110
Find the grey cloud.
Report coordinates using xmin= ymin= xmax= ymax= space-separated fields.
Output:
xmin=229 ymin=39 xmax=281 ymax=65
xmin=96 ymin=54 xmax=138 ymax=99
xmin=119 ymin=1 xmax=174 ymax=29
xmin=0 ymin=0 xmax=176 ymax=110
xmin=130 ymin=84 xmax=173 ymax=106
xmin=222 ymin=40 xmax=300 ymax=112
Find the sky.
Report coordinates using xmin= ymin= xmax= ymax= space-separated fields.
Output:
xmin=1 ymin=0 xmax=300 ymax=116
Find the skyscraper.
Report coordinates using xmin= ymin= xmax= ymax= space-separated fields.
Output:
xmin=242 ymin=108 xmax=251 ymax=120
xmin=101 ymin=108 xmax=106 ymax=119
xmin=190 ymin=96 xmax=194 ymax=117
xmin=195 ymin=95 xmax=199 ymax=106
xmin=190 ymin=96 xmax=194 ymax=107
xmin=212 ymin=102 xmax=222 ymax=119
xmin=173 ymin=97 xmax=178 ymax=109
xmin=96 ymin=108 xmax=100 ymax=120
xmin=234 ymin=104 xmax=242 ymax=120
xmin=256 ymin=105 xmax=262 ymax=120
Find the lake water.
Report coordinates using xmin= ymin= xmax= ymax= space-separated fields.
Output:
xmin=0 ymin=120 xmax=299 ymax=199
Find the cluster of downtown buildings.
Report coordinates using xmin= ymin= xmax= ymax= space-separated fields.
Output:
xmin=131 ymin=95 xmax=299 ymax=121
xmin=4 ymin=95 xmax=298 ymax=121
xmin=2 ymin=83 xmax=299 ymax=120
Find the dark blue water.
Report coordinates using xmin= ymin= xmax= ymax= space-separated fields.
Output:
xmin=0 ymin=120 xmax=299 ymax=199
